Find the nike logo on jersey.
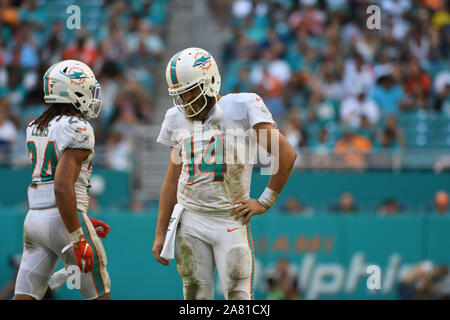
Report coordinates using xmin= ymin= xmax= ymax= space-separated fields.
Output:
xmin=227 ymin=227 xmax=239 ymax=232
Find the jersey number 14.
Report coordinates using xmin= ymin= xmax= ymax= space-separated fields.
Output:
xmin=184 ymin=134 xmax=227 ymax=183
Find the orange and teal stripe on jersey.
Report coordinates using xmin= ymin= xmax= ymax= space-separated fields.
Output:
xmin=170 ymin=50 xmax=183 ymax=88
xmin=246 ymin=222 xmax=255 ymax=300
xmin=78 ymin=210 xmax=108 ymax=297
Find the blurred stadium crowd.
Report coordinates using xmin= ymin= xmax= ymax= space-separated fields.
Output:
xmin=216 ymin=0 xmax=450 ymax=170
xmin=0 ymin=0 xmax=449 ymax=215
xmin=0 ymin=0 xmax=171 ymax=169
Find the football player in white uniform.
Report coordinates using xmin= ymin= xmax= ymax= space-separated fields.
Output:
xmin=152 ymin=48 xmax=297 ymax=300
xmin=14 ymin=60 xmax=111 ymax=300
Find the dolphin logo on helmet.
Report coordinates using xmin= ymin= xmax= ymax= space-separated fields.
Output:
xmin=192 ymin=53 xmax=212 ymax=69
xmin=43 ymin=60 xmax=102 ymax=119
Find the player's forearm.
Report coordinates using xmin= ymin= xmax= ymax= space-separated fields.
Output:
xmin=54 ymin=183 xmax=81 ymax=234
xmin=155 ymin=179 xmax=178 ymax=238
xmin=266 ymin=146 xmax=297 ymax=194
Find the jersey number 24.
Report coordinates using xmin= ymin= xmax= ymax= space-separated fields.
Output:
xmin=27 ymin=141 xmax=58 ymax=187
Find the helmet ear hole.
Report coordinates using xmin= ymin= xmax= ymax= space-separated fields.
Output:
xmin=75 ymin=92 xmax=84 ymax=97
xmin=211 ymin=76 xmax=215 ymax=84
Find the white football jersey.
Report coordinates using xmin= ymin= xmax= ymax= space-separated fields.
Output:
xmin=157 ymin=92 xmax=276 ymax=215
xmin=26 ymin=115 xmax=95 ymax=212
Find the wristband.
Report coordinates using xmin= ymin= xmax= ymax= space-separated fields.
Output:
xmin=257 ymin=187 xmax=279 ymax=209
xmin=69 ymin=227 xmax=84 ymax=243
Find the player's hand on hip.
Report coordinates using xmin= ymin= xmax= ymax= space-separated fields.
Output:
xmin=73 ymin=235 xmax=94 ymax=273
xmin=88 ymin=216 xmax=111 ymax=238
xmin=152 ymin=236 xmax=169 ymax=266
xmin=231 ymin=199 xmax=267 ymax=225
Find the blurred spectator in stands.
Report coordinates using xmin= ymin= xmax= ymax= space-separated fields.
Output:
xmin=0 ymin=65 xmax=27 ymax=111
xmin=308 ymin=90 xmax=339 ymax=125
xmin=231 ymin=0 xmax=253 ymax=21
xmin=108 ymin=80 xmax=152 ymax=133
xmin=0 ymin=98 xmax=18 ymax=153
xmin=254 ymin=66 xmax=286 ymax=118
xmin=374 ymin=115 xmax=405 ymax=152
xmin=281 ymin=109 xmax=308 ymax=156
xmin=378 ymin=198 xmax=402 ymax=216
xmin=434 ymin=155 xmax=450 ymax=174
xmin=398 ymin=260 xmax=450 ymax=300
xmin=403 ymin=58 xmax=431 ymax=98
xmin=433 ymin=72 xmax=450 ymax=114
xmin=355 ymin=115 xmax=377 ymax=141
xmin=398 ymin=260 xmax=434 ymax=300
xmin=282 ymin=197 xmax=313 ymax=216
xmin=380 ymin=0 xmax=412 ymax=17
xmin=261 ymin=27 xmax=285 ymax=61
xmin=317 ymin=65 xmax=345 ymax=103
xmin=355 ymin=28 xmax=380 ymax=63
xmin=62 ymin=32 xmax=99 ymax=67
xmin=229 ymin=28 xmax=258 ymax=62
xmin=265 ymin=258 xmax=300 ymax=300
xmin=288 ymin=0 xmax=325 ymax=36
xmin=105 ymin=131 xmax=132 ymax=172
xmin=408 ymin=26 xmax=430 ymax=63
xmin=127 ymin=20 xmax=164 ymax=69
xmin=229 ymin=67 xmax=253 ymax=93
xmin=283 ymin=71 xmax=312 ymax=112
xmin=309 ymin=126 xmax=333 ymax=168
xmin=342 ymin=54 xmax=375 ymax=98
xmin=130 ymin=198 xmax=146 ymax=214
xmin=266 ymin=49 xmax=291 ymax=87
xmin=5 ymin=23 xmax=39 ymax=69
xmin=0 ymin=0 xmax=19 ymax=28
xmin=431 ymin=265 xmax=450 ymax=300
xmin=369 ymin=72 xmax=405 ymax=115
xmin=98 ymin=60 xmax=122 ymax=126
xmin=302 ymin=45 xmax=321 ymax=77
xmin=340 ymin=84 xmax=380 ymax=129
xmin=433 ymin=190 xmax=449 ymax=216
xmin=402 ymin=57 xmax=432 ymax=111
xmin=101 ymin=21 xmax=130 ymax=65
xmin=208 ymin=0 xmax=230 ymax=27
xmin=334 ymin=128 xmax=372 ymax=169
xmin=334 ymin=192 xmax=358 ymax=214
xmin=41 ymin=22 xmax=65 ymax=67
xmin=379 ymin=26 xmax=405 ymax=61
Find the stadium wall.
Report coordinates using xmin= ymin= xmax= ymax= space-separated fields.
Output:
xmin=1 ymin=209 xmax=449 ymax=300
xmin=2 ymin=168 xmax=449 ymax=209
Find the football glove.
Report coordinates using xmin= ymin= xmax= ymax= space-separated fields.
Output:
xmin=88 ymin=217 xmax=111 ymax=238
xmin=69 ymin=228 xmax=93 ymax=273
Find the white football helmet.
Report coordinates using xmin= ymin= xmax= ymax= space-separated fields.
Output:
xmin=166 ymin=47 xmax=221 ymax=117
xmin=43 ymin=59 xmax=102 ymax=119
